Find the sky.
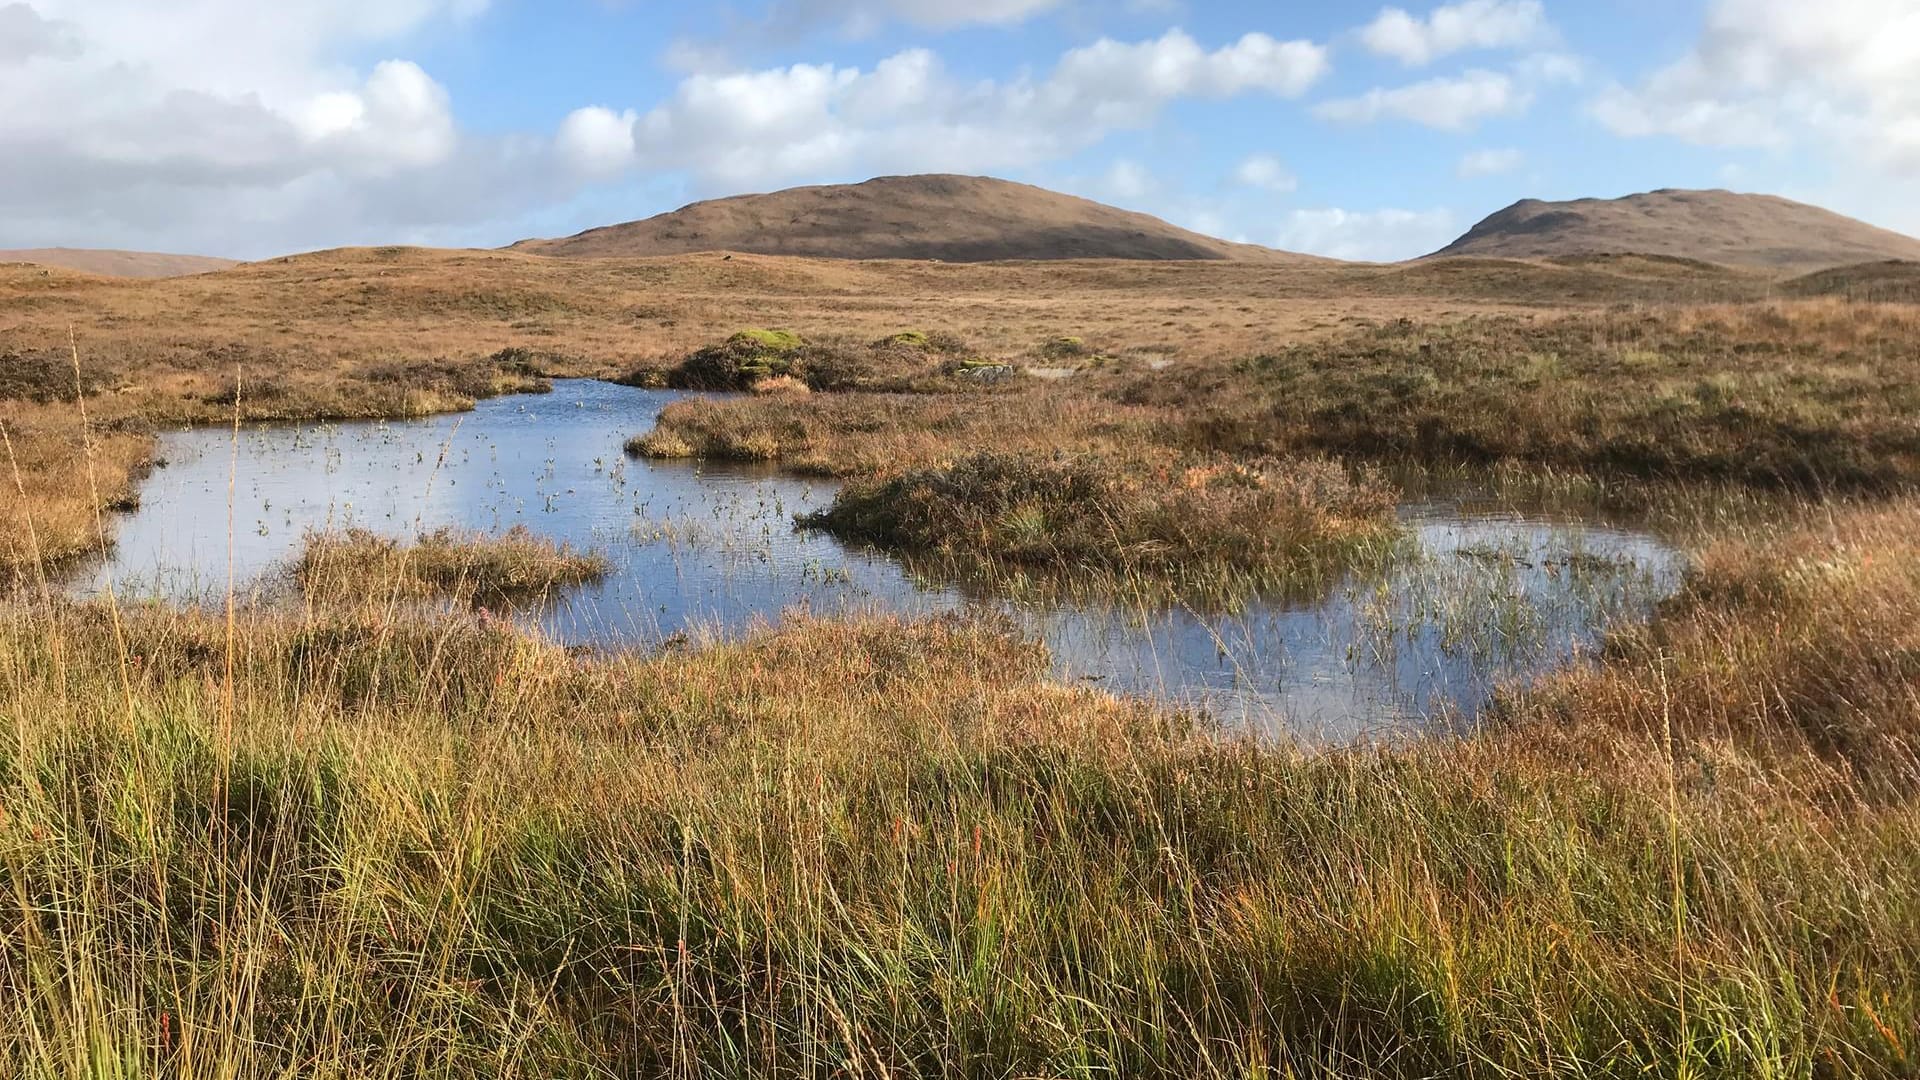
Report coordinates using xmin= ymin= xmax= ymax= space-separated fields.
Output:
xmin=2 ymin=0 xmax=1917 ymax=261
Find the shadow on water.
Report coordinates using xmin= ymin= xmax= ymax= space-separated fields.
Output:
xmin=75 ymin=379 xmax=1684 ymax=742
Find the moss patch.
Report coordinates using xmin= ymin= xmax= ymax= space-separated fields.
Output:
xmin=668 ymin=329 xmax=808 ymax=390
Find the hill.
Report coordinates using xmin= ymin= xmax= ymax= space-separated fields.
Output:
xmin=1430 ymin=190 xmax=1920 ymax=272
xmin=512 ymin=174 xmax=1313 ymax=264
xmin=0 ymin=247 xmax=239 ymax=278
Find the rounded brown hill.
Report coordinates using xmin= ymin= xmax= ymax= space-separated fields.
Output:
xmin=512 ymin=174 xmax=1314 ymax=263
xmin=0 ymin=247 xmax=239 ymax=279
xmin=1432 ymin=189 xmax=1920 ymax=273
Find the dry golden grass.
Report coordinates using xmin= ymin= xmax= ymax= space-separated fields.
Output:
xmin=1514 ymin=495 xmax=1920 ymax=799
xmin=630 ymin=385 xmax=1156 ymax=475
xmin=0 ymin=245 xmax=1773 ymax=394
xmin=295 ymin=526 xmax=610 ymax=608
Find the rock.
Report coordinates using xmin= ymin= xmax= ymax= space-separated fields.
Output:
xmin=955 ymin=363 xmax=1016 ymax=384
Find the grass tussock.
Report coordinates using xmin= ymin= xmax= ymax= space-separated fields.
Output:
xmin=294 ymin=526 xmax=609 ymax=606
xmin=1 ymin=406 xmax=152 ymax=584
xmin=1 ymin=568 xmax=1916 ymax=1076
xmin=805 ymin=451 xmax=1400 ymax=600
xmin=660 ymin=328 xmax=976 ymax=392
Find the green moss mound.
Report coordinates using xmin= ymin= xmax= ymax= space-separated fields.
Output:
xmin=731 ymin=328 xmax=806 ymax=352
xmin=669 ymin=328 xmax=809 ymax=390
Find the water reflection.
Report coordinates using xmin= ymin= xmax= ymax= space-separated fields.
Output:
xmin=78 ymin=379 xmax=1683 ymax=740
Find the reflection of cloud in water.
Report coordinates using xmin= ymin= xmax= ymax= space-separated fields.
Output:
xmin=77 ymin=380 xmax=1683 ymax=743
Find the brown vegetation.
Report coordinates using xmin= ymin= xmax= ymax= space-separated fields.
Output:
xmin=0 ymin=247 xmax=240 ymax=278
xmin=2 ymin=237 xmax=1919 ymax=1074
xmin=628 ymin=386 xmax=1149 ymax=475
xmin=643 ymin=301 xmax=1920 ymax=497
xmin=512 ymin=174 xmax=1318 ymax=263
xmin=805 ymin=451 xmax=1398 ymax=600
xmin=1515 ymin=496 xmax=1920 ymax=798
xmin=294 ymin=526 xmax=610 ymax=607
xmin=653 ymin=327 xmax=978 ymax=392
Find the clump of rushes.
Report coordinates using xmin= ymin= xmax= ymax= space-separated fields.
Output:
xmin=804 ymin=450 xmax=1400 ymax=601
xmin=295 ymin=525 xmax=609 ymax=605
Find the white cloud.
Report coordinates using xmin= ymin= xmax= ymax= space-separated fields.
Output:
xmin=1359 ymin=0 xmax=1550 ymax=67
xmin=0 ymin=0 xmax=589 ymax=255
xmin=0 ymin=2 xmax=78 ymax=63
xmin=624 ymin=30 xmax=1331 ymax=189
xmin=1457 ymin=147 xmax=1524 ymax=176
xmin=863 ymin=0 xmax=1060 ymax=24
xmin=1315 ymin=69 xmax=1526 ymax=130
xmin=768 ymin=0 xmax=1065 ymax=36
xmin=557 ymin=106 xmax=640 ymax=176
xmin=1101 ymin=160 xmax=1156 ymax=200
xmin=1042 ymin=30 xmax=1330 ymax=122
xmin=1230 ymin=154 xmax=1298 ymax=193
xmin=0 ymin=7 xmax=1342 ymax=256
xmin=1513 ymin=51 xmax=1585 ymax=86
xmin=1590 ymin=0 xmax=1920 ymax=172
xmin=298 ymin=60 xmax=458 ymax=171
xmin=1275 ymin=207 xmax=1458 ymax=261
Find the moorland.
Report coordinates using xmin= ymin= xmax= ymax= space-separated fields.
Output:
xmin=4 ymin=223 xmax=1920 ymax=1076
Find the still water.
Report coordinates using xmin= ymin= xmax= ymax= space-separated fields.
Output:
xmin=79 ymin=379 xmax=1683 ymax=741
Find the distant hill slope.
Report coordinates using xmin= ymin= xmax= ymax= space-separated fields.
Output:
xmin=1784 ymin=260 xmax=1920 ymax=303
xmin=0 ymin=248 xmax=239 ymax=278
xmin=1430 ymin=190 xmax=1920 ymax=272
xmin=513 ymin=174 xmax=1313 ymax=264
